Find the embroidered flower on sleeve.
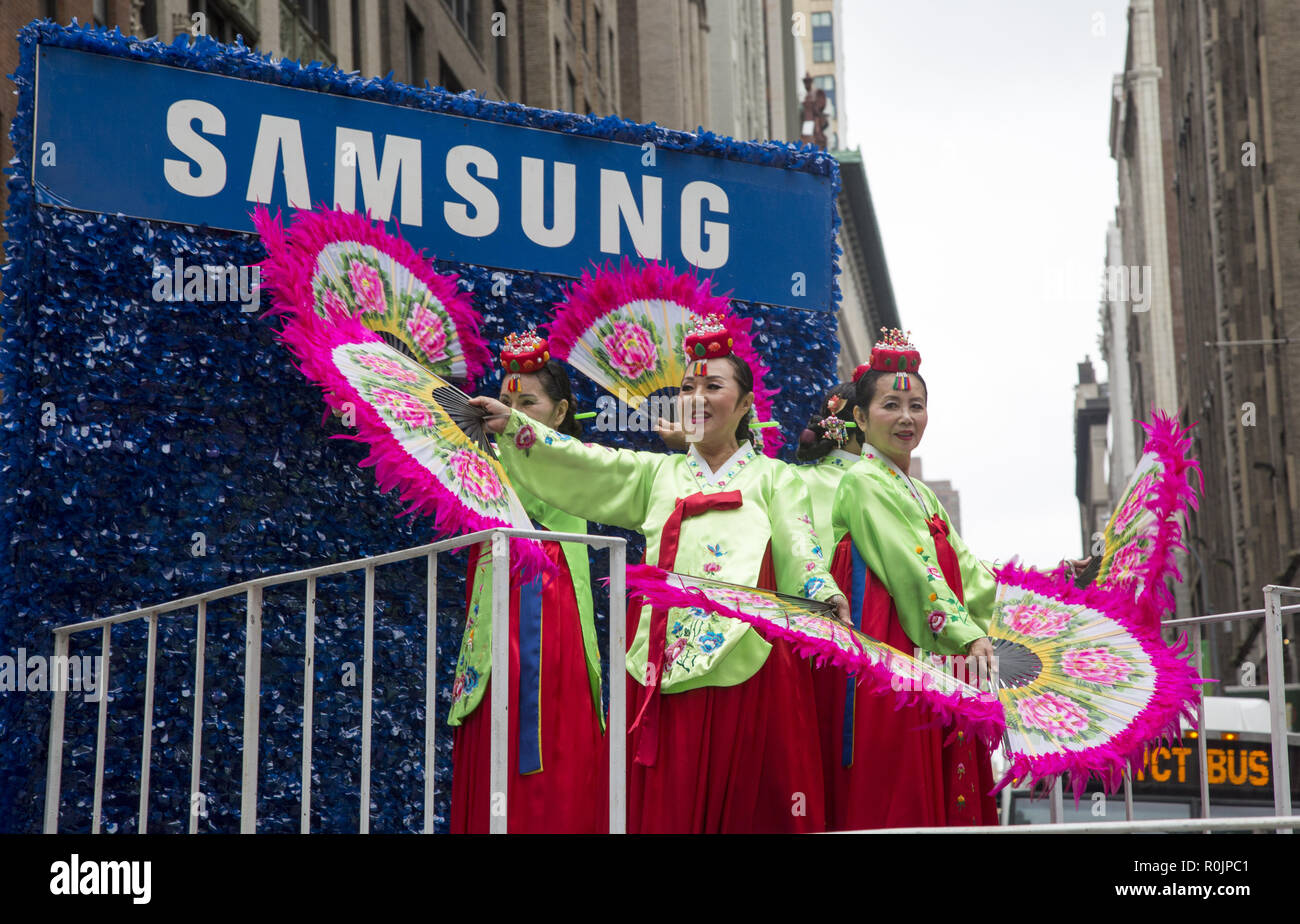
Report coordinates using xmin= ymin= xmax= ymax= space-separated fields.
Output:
xmin=928 ymin=611 xmax=947 ymax=633
xmin=515 ymin=423 xmax=536 ymax=453
xmin=803 ymin=576 xmax=826 ymax=597
xmin=699 ymin=631 xmax=725 ymax=653
xmin=665 ymin=638 xmax=688 ymax=666
xmin=703 ymin=562 xmax=721 ymax=573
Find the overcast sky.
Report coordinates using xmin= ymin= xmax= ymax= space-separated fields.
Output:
xmin=840 ymin=0 xmax=1132 ymax=568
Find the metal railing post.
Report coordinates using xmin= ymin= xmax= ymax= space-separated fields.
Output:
xmin=360 ymin=565 xmax=375 ymax=833
xmin=240 ymin=586 xmax=263 ymax=834
xmin=42 ymin=630 xmax=70 ymax=833
xmin=423 ymin=552 xmax=437 ymax=834
xmin=489 ymin=531 xmax=510 ymax=835
xmin=609 ymin=541 xmax=627 ymax=835
xmin=188 ymin=601 xmax=207 ymax=834
xmin=1264 ymin=586 xmax=1293 ymax=830
xmin=91 ymin=625 xmax=112 ymax=834
xmin=138 ymin=611 xmax=159 ymax=832
xmin=1194 ymin=623 xmax=1210 ymax=821
xmin=300 ymin=578 xmax=316 ymax=834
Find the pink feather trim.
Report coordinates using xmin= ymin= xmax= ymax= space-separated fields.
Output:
xmin=990 ymin=560 xmax=1207 ymax=801
xmin=251 ymin=205 xmax=492 ymax=389
xmin=625 ymin=564 xmax=1007 ymax=748
xmin=546 ymin=257 xmax=785 ymax=457
xmin=254 ymin=225 xmax=551 ymax=581
xmin=1118 ymin=410 xmax=1204 ymax=629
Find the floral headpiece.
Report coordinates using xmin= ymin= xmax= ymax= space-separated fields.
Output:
xmin=500 ymin=330 xmax=549 ymax=391
xmin=683 ymin=313 xmax=734 ymax=377
xmin=854 ymin=328 xmax=922 ymax=391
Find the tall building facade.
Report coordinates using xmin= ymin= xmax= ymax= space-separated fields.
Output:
xmin=790 ymin=0 xmax=844 ymax=149
xmin=1105 ymin=0 xmax=1300 ymax=682
xmin=833 ymin=150 xmax=900 ymax=377
xmin=707 ymin=0 xmax=769 ymax=142
xmin=616 ymin=0 xmax=709 ymax=131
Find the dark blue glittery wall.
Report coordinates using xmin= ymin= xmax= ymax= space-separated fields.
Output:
xmin=0 ymin=23 xmax=840 ymax=833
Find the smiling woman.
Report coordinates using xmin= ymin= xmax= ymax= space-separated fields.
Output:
xmin=469 ymin=311 xmax=849 ymax=833
xmin=828 ymin=330 xmax=1000 ymax=831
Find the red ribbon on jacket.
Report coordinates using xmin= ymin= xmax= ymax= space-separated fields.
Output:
xmin=926 ymin=513 xmax=965 ymax=603
xmin=630 ymin=490 xmax=744 ymax=766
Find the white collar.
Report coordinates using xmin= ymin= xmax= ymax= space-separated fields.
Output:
xmin=687 ymin=441 xmax=755 ymax=487
xmin=830 ymin=449 xmax=860 ymax=466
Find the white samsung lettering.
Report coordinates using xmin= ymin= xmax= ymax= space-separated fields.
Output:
xmin=680 ymin=180 xmax=729 ymax=269
xmin=49 ymin=854 xmax=151 ymax=905
xmin=163 ymin=99 xmax=227 ymax=197
xmin=520 ymin=156 xmax=576 ymax=247
xmin=600 ymin=169 xmax=662 ymax=259
xmin=246 ymin=114 xmax=311 ymax=207
xmin=333 ymin=127 xmax=423 ymax=225
xmin=443 ymin=144 xmax=499 ymax=237
xmin=158 ymin=101 xmax=738 ymax=268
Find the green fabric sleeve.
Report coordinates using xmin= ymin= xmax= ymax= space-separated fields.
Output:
xmin=832 ymin=465 xmax=985 ymax=655
xmin=496 ymin=409 xmax=657 ymax=533
xmin=771 ymin=462 xmax=842 ymax=603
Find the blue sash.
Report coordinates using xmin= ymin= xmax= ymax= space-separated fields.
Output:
xmin=842 ymin=544 xmax=867 ymax=768
xmin=517 ymin=572 xmax=545 ymax=775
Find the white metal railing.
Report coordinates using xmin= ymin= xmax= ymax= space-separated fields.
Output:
xmin=42 ymin=527 xmax=628 ymax=835
xmin=1001 ymin=587 xmax=1298 ymax=832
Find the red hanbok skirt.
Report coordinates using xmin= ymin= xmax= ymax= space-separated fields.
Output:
xmin=812 ymin=533 xmax=998 ymax=829
xmin=625 ymin=549 xmax=827 ymax=833
xmin=450 ymin=540 xmax=608 ymax=834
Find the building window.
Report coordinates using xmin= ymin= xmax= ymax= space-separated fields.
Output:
xmin=594 ymin=7 xmax=602 ymax=75
xmin=282 ymin=0 xmax=334 ymax=64
xmin=406 ymin=6 xmax=426 ymax=86
xmin=440 ymin=55 xmax=465 ymax=93
xmin=350 ymin=0 xmax=362 ymax=70
xmin=813 ymin=74 xmax=835 ymax=117
xmin=566 ymin=67 xmax=576 ymax=112
xmin=444 ymin=0 xmax=479 ymax=46
xmin=191 ymin=0 xmax=260 ymax=48
xmin=609 ymin=26 xmax=616 ymax=83
xmin=812 ymin=10 xmax=833 ymax=62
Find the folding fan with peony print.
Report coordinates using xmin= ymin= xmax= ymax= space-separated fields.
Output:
xmin=254 ymin=206 xmax=550 ymax=579
xmin=625 ymin=565 xmax=1008 ymax=747
xmin=547 ymin=257 xmax=785 ymax=456
xmin=988 ymin=563 xmax=1205 ymax=799
xmin=1073 ymin=411 xmax=1203 ymax=629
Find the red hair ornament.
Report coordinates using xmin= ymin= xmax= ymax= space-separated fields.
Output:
xmin=500 ymin=330 xmax=549 ymax=392
xmin=855 ymin=329 xmax=922 ymax=391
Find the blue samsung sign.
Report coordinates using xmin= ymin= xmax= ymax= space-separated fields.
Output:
xmin=32 ymin=45 xmax=834 ymax=310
